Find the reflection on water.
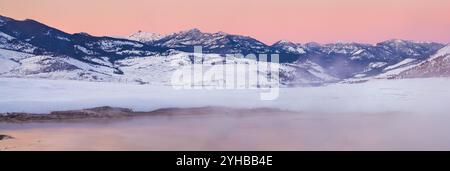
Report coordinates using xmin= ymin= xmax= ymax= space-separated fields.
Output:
xmin=2 ymin=110 xmax=450 ymax=150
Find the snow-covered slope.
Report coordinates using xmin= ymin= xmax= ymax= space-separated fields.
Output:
xmin=397 ymin=45 xmax=450 ymax=78
xmin=425 ymin=44 xmax=450 ymax=62
xmin=0 ymin=57 xmax=19 ymax=74
xmin=374 ymin=58 xmax=421 ymax=79
xmin=0 ymin=31 xmax=38 ymax=53
xmin=0 ymin=49 xmax=34 ymax=73
xmin=281 ymin=60 xmax=338 ymax=86
xmin=2 ymin=54 xmax=119 ymax=82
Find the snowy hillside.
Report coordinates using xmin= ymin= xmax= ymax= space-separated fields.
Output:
xmin=0 ymin=48 xmax=335 ymax=86
xmin=398 ymin=45 xmax=450 ymax=78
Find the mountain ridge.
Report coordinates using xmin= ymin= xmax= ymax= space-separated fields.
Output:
xmin=0 ymin=14 xmax=449 ymax=86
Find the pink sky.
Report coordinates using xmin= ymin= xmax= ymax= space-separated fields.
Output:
xmin=1 ymin=0 xmax=449 ymax=44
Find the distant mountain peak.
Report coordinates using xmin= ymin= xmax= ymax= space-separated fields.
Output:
xmin=332 ymin=40 xmax=363 ymax=45
xmin=128 ymin=31 xmax=164 ymax=43
xmin=186 ymin=28 xmax=201 ymax=32
xmin=272 ymin=40 xmax=307 ymax=54
xmin=273 ymin=40 xmax=295 ymax=45
xmin=272 ymin=40 xmax=298 ymax=48
xmin=381 ymin=39 xmax=410 ymax=45
xmin=379 ymin=39 xmax=438 ymax=45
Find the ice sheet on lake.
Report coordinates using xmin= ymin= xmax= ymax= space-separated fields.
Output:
xmin=1 ymin=77 xmax=450 ymax=115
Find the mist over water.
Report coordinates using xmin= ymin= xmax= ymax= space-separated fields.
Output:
xmin=2 ymin=77 xmax=450 ymax=150
xmin=3 ymin=108 xmax=450 ymax=150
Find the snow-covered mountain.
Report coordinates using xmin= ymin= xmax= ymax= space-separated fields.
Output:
xmin=152 ymin=28 xmax=273 ymax=54
xmin=0 ymin=15 xmax=164 ymax=60
xmin=397 ymin=45 xmax=450 ymax=78
xmin=0 ymin=15 xmax=448 ymax=86
xmin=271 ymin=39 xmax=444 ymax=79
xmin=272 ymin=40 xmax=307 ymax=54
xmin=127 ymin=31 xmax=164 ymax=43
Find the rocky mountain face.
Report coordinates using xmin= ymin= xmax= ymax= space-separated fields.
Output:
xmin=0 ymin=15 xmax=448 ymax=86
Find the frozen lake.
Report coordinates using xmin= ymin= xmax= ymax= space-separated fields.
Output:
xmin=1 ymin=77 xmax=450 ymax=115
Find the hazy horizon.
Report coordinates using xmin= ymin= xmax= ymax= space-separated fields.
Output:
xmin=1 ymin=0 xmax=450 ymax=44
